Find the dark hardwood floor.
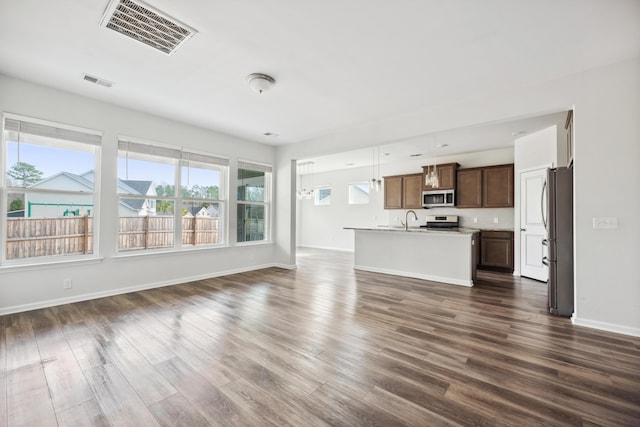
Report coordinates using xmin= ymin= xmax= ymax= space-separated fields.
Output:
xmin=1 ymin=248 xmax=639 ymax=426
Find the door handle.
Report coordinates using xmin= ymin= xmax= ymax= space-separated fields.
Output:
xmin=541 ymin=179 xmax=548 ymax=229
xmin=542 ymin=256 xmax=549 ymax=266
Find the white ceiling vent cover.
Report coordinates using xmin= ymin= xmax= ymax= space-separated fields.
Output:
xmin=83 ymin=74 xmax=114 ymax=87
xmin=100 ymin=0 xmax=196 ymax=55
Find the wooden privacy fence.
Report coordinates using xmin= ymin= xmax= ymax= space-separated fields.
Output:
xmin=117 ymin=216 xmax=220 ymax=251
xmin=6 ymin=216 xmax=220 ymax=259
xmin=6 ymin=216 xmax=93 ymax=259
xmin=117 ymin=216 xmax=220 ymax=250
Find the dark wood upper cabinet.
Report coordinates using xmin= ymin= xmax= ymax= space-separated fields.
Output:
xmin=383 ymin=175 xmax=403 ymax=209
xmin=456 ymin=164 xmax=514 ymax=208
xmin=403 ymin=173 xmax=423 ymax=209
xmin=383 ymin=173 xmax=423 ymax=209
xmin=422 ymin=162 xmax=459 ymax=190
xmin=482 ymin=164 xmax=514 ymax=208
xmin=456 ymin=168 xmax=483 ymax=208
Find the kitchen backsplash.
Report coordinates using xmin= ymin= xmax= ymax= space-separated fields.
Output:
xmin=386 ymin=207 xmax=515 ymax=230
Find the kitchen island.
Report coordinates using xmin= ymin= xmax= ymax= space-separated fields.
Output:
xmin=344 ymin=227 xmax=479 ymax=286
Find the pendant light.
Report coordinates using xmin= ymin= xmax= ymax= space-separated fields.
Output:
xmin=425 ymin=140 xmax=440 ymax=188
xmin=371 ymin=147 xmax=382 ymax=191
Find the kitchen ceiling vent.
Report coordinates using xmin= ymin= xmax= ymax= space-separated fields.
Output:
xmin=100 ymin=0 xmax=196 ymax=55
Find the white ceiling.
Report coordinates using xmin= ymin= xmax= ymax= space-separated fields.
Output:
xmin=0 ymin=0 xmax=639 ymax=148
xmin=299 ymin=111 xmax=568 ymax=174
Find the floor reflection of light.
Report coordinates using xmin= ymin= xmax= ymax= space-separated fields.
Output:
xmin=238 ymin=282 xmax=269 ymax=326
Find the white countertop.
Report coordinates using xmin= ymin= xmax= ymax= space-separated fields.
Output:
xmin=344 ymin=226 xmax=479 ymax=236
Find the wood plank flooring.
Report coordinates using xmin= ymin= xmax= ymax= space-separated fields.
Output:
xmin=1 ymin=248 xmax=639 ymax=426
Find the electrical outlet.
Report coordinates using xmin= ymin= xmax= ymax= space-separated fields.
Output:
xmin=63 ymin=278 xmax=72 ymax=290
xmin=593 ymin=217 xmax=618 ymax=229
xmin=473 ymin=217 xmax=478 ymax=224
xmin=493 ymin=217 xmax=499 ymax=224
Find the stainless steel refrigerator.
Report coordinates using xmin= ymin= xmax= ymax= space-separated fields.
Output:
xmin=542 ymin=167 xmax=574 ymax=317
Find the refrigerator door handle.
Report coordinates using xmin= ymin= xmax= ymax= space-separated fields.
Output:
xmin=541 ymin=179 xmax=548 ymax=229
xmin=542 ymin=256 xmax=549 ymax=266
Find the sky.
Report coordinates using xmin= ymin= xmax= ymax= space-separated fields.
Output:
xmin=6 ymin=140 xmax=221 ymax=191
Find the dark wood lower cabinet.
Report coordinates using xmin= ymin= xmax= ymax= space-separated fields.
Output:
xmin=478 ymin=230 xmax=514 ymax=272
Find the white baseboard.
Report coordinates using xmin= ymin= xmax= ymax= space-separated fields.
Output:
xmin=353 ymin=265 xmax=473 ymax=287
xmin=572 ymin=317 xmax=640 ymax=338
xmin=272 ymin=263 xmax=297 ymax=270
xmin=297 ymin=245 xmax=354 ymax=253
xmin=0 ymin=263 xmax=282 ymax=316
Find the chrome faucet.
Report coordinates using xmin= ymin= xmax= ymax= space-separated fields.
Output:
xmin=405 ymin=210 xmax=418 ymax=231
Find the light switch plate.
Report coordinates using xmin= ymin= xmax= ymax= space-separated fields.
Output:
xmin=593 ymin=217 xmax=618 ymax=229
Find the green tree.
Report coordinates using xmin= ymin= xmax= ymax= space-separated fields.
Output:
xmin=9 ymin=198 xmax=24 ymax=211
xmin=155 ymin=184 xmax=175 ymax=197
xmin=154 ymin=184 xmax=175 ymax=215
xmin=8 ymin=162 xmax=43 ymax=186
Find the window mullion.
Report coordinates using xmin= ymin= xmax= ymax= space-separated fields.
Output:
xmin=174 ymin=158 xmax=182 ymax=250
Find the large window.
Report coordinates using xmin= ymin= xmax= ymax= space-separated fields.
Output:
xmin=117 ymin=139 xmax=227 ymax=252
xmin=1 ymin=115 xmax=101 ymax=263
xmin=237 ymin=161 xmax=271 ymax=243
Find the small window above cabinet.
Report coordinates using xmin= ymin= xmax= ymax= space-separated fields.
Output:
xmin=422 ymin=162 xmax=459 ymax=190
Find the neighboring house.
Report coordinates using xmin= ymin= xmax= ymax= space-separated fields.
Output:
xmin=26 ymin=171 xmax=156 ymax=217
xmin=119 ymin=179 xmax=157 ymax=216
xmin=184 ymin=206 xmax=215 ymax=217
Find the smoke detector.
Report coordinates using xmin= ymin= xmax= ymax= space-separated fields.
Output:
xmin=100 ymin=0 xmax=196 ymax=55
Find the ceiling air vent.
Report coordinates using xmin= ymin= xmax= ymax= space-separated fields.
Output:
xmin=100 ymin=0 xmax=196 ymax=55
xmin=83 ymin=73 xmax=114 ymax=87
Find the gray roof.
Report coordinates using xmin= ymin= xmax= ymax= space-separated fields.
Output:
xmin=29 ymin=170 xmax=153 ymax=213
xmin=28 ymin=171 xmax=95 ymax=190
xmin=120 ymin=180 xmax=153 ymax=195
xmin=120 ymin=198 xmax=146 ymax=211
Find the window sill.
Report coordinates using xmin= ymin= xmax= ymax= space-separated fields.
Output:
xmin=234 ymin=240 xmax=274 ymax=247
xmin=112 ymin=244 xmax=231 ymax=260
xmin=0 ymin=256 xmax=104 ymax=273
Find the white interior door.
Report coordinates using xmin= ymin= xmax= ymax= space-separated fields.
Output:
xmin=520 ymin=168 xmax=548 ymax=281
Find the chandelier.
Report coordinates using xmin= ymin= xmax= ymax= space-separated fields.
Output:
xmin=296 ymin=161 xmax=314 ymax=200
xmin=424 ymin=150 xmax=439 ymax=188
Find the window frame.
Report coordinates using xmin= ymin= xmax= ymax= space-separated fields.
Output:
xmin=348 ymin=182 xmax=370 ymax=205
xmin=1 ymin=113 xmax=102 ymax=266
xmin=116 ymin=137 xmax=229 ymax=254
xmin=314 ymin=185 xmax=332 ymax=206
xmin=236 ymin=160 xmax=272 ymax=245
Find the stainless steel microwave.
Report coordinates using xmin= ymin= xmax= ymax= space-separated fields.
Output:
xmin=422 ymin=189 xmax=455 ymax=208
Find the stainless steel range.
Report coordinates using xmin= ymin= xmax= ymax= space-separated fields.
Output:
xmin=422 ymin=215 xmax=459 ymax=230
